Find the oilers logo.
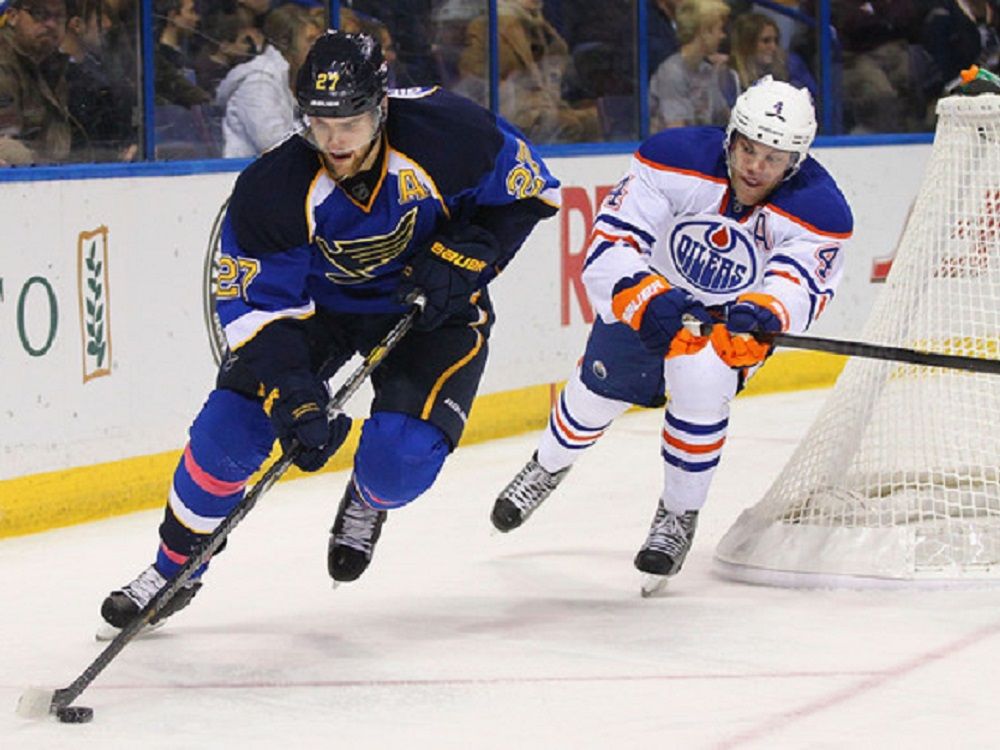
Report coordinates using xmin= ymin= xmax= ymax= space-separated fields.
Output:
xmin=668 ymin=220 xmax=756 ymax=295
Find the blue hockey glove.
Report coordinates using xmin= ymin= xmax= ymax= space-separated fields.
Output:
xmin=726 ymin=292 xmax=786 ymax=335
xmin=611 ymin=273 xmax=712 ymax=356
xmin=264 ymin=372 xmax=352 ymax=472
xmin=398 ymin=224 xmax=502 ymax=331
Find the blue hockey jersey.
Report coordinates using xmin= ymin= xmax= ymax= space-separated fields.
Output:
xmin=216 ymin=87 xmax=560 ymax=355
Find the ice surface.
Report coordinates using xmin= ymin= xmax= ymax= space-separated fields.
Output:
xmin=3 ymin=389 xmax=999 ymax=749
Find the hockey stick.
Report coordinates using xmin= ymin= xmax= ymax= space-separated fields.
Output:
xmin=16 ymin=293 xmax=425 ymax=723
xmin=683 ymin=318 xmax=1000 ymax=375
xmin=766 ymin=332 xmax=1000 ymax=375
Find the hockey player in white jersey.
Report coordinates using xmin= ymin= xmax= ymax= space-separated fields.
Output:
xmin=491 ymin=76 xmax=853 ymax=593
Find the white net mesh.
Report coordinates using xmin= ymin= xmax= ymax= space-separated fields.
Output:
xmin=715 ymin=95 xmax=1000 ymax=586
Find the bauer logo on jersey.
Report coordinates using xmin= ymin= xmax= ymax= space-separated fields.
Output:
xmin=669 ymin=220 xmax=756 ymax=294
xmin=318 ymin=207 xmax=418 ymax=284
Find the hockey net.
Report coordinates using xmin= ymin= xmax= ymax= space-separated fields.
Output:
xmin=715 ymin=94 xmax=1000 ymax=587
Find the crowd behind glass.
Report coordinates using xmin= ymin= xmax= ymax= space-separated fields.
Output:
xmin=0 ymin=0 xmax=997 ymax=167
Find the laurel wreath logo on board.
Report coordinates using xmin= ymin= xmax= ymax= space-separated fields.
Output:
xmin=78 ymin=226 xmax=112 ymax=383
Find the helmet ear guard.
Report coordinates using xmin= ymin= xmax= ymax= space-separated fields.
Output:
xmin=725 ymin=75 xmax=817 ymax=179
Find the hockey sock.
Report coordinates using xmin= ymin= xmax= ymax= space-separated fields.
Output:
xmin=537 ymin=369 xmax=630 ymax=472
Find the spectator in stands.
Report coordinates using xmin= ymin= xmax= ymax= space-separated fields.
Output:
xmin=648 ymin=0 xmax=680 ymax=74
xmin=727 ymin=11 xmax=817 ymax=101
xmin=340 ymin=7 xmax=416 ymax=87
xmin=62 ymin=0 xmax=138 ymax=161
xmin=648 ymin=0 xmax=731 ymax=131
xmin=922 ymin=0 xmax=1000 ymax=91
xmin=239 ymin=0 xmax=272 ymax=26
xmin=752 ymin=0 xmax=801 ymax=53
xmin=430 ymin=0 xmax=477 ymax=89
xmin=154 ymin=0 xmax=210 ymax=107
xmin=344 ymin=1 xmax=438 ymax=85
xmin=833 ymin=0 xmax=934 ymax=133
xmin=154 ymin=0 xmax=219 ymax=158
xmin=98 ymin=0 xmax=138 ymax=100
xmin=458 ymin=0 xmax=600 ymax=144
xmin=552 ymin=2 xmax=637 ymax=103
xmin=192 ymin=7 xmax=265 ymax=97
xmin=0 ymin=0 xmax=82 ymax=165
xmin=215 ymin=2 xmax=321 ymax=157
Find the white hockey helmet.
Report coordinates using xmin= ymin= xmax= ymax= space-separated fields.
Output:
xmin=726 ymin=75 xmax=817 ymax=176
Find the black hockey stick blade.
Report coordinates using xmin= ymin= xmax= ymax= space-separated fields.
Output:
xmin=16 ymin=297 xmax=424 ymax=720
xmin=770 ymin=332 xmax=1000 ymax=375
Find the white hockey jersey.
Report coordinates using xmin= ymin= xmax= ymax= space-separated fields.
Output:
xmin=582 ymin=127 xmax=853 ymax=333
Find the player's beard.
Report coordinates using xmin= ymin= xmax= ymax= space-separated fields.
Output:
xmin=323 ymin=134 xmax=381 ymax=181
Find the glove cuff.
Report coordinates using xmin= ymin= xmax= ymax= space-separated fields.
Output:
xmin=736 ymin=292 xmax=790 ymax=332
xmin=261 ymin=371 xmax=327 ymax=417
xmin=611 ymin=273 xmax=671 ymax=331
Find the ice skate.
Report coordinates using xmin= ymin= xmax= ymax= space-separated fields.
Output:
xmin=328 ymin=479 xmax=387 ymax=583
xmin=97 ymin=564 xmax=202 ymax=640
xmin=491 ymin=452 xmax=571 ymax=532
xmin=634 ymin=504 xmax=698 ymax=596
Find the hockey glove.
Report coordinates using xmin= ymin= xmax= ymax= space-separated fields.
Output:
xmin=398 ymin=224 xmax=502 ymax=331
xmin=611 ymin=273 xmax=712 ymax=357
xmin=264 ymin=372 xmax=352 ymax=472
xmin=711 ymin=292 xmax=788 ymax=368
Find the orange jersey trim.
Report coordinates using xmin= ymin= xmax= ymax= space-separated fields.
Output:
xmin=588 ymin=228 xmax=641 ymax=250
xmin=634 ymin=152 xmax=729 ymax=185
xmin=767 ymin=203 xmax=853 ymax=239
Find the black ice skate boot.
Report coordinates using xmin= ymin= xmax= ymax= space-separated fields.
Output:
xmin=491 ymin=452 xmax=571 ymax=532
xmin=98 ymin=564 xmax=202 ymax=639
xmin=634 ymin=504 xmax=699 ymax=577
xmin=328 ymin=479 xmax=387 ymax=583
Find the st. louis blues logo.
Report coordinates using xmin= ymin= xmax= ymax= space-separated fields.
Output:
xmin=669 ymin=220 xmax=756 ymax=294
xmin=318 ymin=207 xmax=418 ymax=284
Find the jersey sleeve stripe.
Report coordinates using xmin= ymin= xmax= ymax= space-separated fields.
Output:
xmin=765 ymin=268 xmax=802 ymax=287
xmin=767 ymin=203 xmax=853 ymax=239
xmin=768 ymin=254 xmax=836 ymax=298
xmin=582 ymin=239 xmax=621 ymax=270
xmin=225 ymin=303 xmax=315 ymax=351
xmin=595 ymin=213 xmax=656 ymax=246
xmin=589 ymin=228 xmax=640 ymax=251
xmin=538 ymin=185 xmax=561 ymax=210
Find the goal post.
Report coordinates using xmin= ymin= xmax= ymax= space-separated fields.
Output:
xmin=715 ymin=94 xmax=1000 ymax=588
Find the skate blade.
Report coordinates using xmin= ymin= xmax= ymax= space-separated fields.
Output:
xmin=640 ymin=574 xmax=670 ymax=598
xmin=16 ymin=687 xmax=55 ymax=718
xmin=94 ymin=619 xmax=164 ymax=642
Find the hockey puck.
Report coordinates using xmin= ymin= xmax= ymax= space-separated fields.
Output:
xmin=56 ymin=706 xmax=94 ymax=724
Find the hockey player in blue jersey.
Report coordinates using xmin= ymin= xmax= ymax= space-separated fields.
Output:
xmin=491 ymin=77 xmax=852 ymax=594
xmin=99 ymin=30 xmax=560 ymax=633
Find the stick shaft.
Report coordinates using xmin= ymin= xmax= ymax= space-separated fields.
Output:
xmin=50 ymin=302 xmax=422 ymax=712
xmin=771 ymin=332 xmax=1000 ymax=375
xmin=682 ymin=317 xmax=1000 ymax=375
